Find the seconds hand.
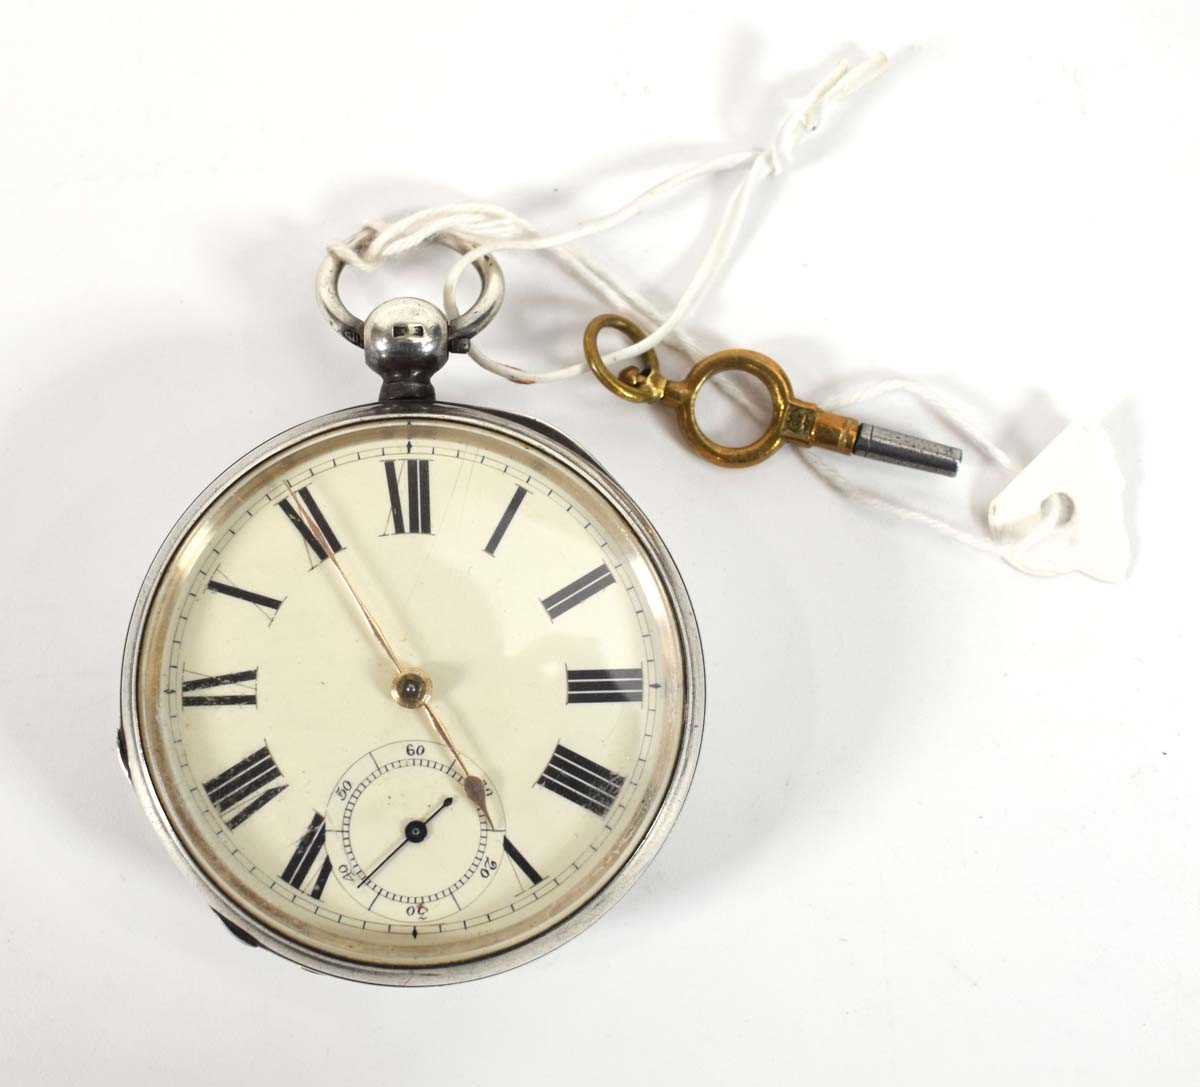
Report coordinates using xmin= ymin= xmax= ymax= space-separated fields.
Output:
xmin=282 ymin=484 xmax=495 ymax=826
xmin=358 ymin=796 xmax=453 ymax=887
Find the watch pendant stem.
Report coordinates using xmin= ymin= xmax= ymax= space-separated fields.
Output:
xmin=363 ymin=297 xmax=450 ymax=402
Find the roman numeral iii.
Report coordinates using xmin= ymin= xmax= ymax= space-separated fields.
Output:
xmin=536 ymin=743 xmax=625 ymax=817
xmin=281 ymin=813 xmax=333 ymax=900
xmin=566 ymin=667 xmax=643 ymax=704
xmin=541 ymin=564 xmax=615 ymax=620
xmin=181 ymin=669 xmax=257 ymax=707
xmin=383 ymin=459 xmax=431 ymax=535
xmin=202 ymin=745 xmax=287 ymax=829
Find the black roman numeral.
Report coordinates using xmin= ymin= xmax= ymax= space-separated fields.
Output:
xmin=281 ymin=813 xmax=333 ymax=900
xmin=484 ymin=486 xmax=527 ymax=555
xmin=536 ymin=743 xmax=625 ymax=817
xmin=383 ymin=459 xmax=431 ymax=535
xmin=202 ymin=745 xmax=287 ymax=829
xmin=503 ymin=837 xmax=543 ymax=886
xmin=541 ymin=564 xmax=616 ymax=620
xmin=206 ymin=576 xmax=283 ymax=619
xmin=280 ymin=486 xmax=343 ymax=562
xmin=566 ymin=667 xmax=644 ymax=704
xmin=181 ymin=669 xmax=258 ymax=707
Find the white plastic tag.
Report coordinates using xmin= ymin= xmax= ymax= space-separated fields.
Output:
xmin=987 ymin=423 xmax=1131 ymax=582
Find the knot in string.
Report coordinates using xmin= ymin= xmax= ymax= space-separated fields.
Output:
xmin=764 ymin=53 xmax=889 ymax=176
xmin=327 ymin=53 xmax=889 ymax=381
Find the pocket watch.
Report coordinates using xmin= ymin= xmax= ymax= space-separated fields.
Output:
xmin=118 ymin=237 xmax=704 ymax=985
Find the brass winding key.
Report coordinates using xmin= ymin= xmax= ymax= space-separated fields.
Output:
xmin=584 ymin=314 xmax=962 ymax=475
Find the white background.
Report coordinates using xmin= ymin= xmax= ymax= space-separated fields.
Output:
xmin=1 ymin=2 xmax=1194 ymax=1083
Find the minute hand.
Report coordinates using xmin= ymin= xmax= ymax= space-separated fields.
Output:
xmin=283 ymin=484 xmax=495 ymax=827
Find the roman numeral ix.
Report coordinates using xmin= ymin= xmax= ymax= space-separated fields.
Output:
xmin=383 ymin=459 xmax=431 ymax=535
xmin=566 ymin=667 xmax=644 ymax=704
xmin=202 ymin=745 xmax=287 ymax=830
xmin=181 ymin=669 xmax=258 ymax=707
xmin=281 ymin=813 xmax=333 ymax=900
xmin=279 ymin=486 xmax=343 ymax=563
xmin=541 ymin=564 xmax=615 ymax=620
xmin=536 ymin=743 xmax=625 ymax=817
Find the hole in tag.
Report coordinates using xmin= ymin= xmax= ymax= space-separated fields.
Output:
xmin=1042 ymin=492 xmax=1075 ymax=526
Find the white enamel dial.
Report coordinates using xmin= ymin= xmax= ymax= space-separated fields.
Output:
xmin=131 ymin=410 xmax=699 ymax=976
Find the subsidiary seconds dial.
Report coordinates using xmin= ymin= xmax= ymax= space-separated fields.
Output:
xmin=327 ymin=742 xmax=506 ymax=923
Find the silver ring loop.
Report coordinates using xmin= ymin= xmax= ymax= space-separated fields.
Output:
xmin=316 ymin=228 xmax=505 ymax=351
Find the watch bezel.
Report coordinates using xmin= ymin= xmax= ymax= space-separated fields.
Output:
xmin=119 ymin=400 xmax=705 ymax=985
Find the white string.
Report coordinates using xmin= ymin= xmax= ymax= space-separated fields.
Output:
xmin=330 ymin=53 xmax=887 ymax=381
xmin=327 ymin=51 xmax=1060 ymax=558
